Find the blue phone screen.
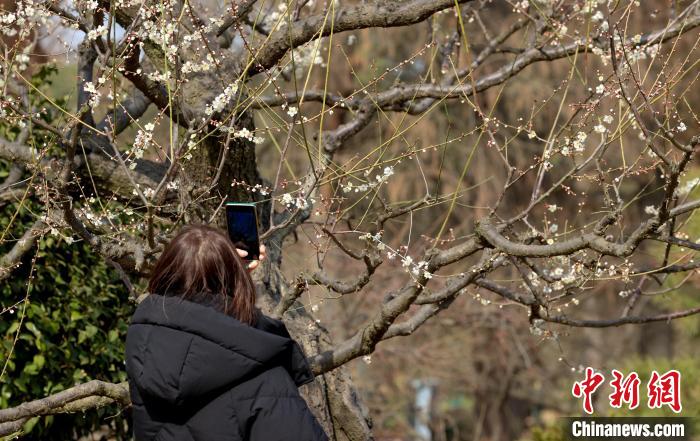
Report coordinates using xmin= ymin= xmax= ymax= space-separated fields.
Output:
xmin=226 ymin=205 xmax=259 ymax=260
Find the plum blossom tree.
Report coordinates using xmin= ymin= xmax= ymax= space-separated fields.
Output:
xmin=0 ymin=0 xmax=699 ymax=439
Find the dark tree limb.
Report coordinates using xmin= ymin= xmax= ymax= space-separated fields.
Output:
xmin=0 ymin=218 xmax=47 ymax=281
xmin=249 ymin=0 xmax=473 ymax=74
xmin=0 ymin=381 xmax=130 ymax=437
xmin=97 ymin=87 xmax=152 ymax=136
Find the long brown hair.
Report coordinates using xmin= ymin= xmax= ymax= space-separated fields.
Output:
xmin=147 ymin=224 xmax=258 ymax=325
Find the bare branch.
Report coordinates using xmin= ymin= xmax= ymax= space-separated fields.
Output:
xmin=250 ymin=0 xmax=472 ymax=74
xmin=0 ymin=219 xmax=47 ymax=281
xmin=0 ymin=381 xmax=129 ymax=437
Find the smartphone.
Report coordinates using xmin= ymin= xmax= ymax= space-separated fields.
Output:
xmin=225 ymin=202 xmax=260 ymax=261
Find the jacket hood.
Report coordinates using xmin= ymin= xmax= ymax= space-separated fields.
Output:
xmin=125 ymin=294 xmax=314 ymax=407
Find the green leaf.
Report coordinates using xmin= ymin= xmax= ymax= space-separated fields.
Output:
xmin=25 ymin=322 xmax=41 ymax=338
xmin=6 ymin=321 xmax=19 ymax=335
xmin=22 ymin=416 xmax=40 ymax=434
xmin=33 ymin=354 xmax=45 ymax=370
xmin=84 ymin=324 xmax=98 ymax=339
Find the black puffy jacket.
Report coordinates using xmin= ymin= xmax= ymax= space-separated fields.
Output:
xmin=125 ymin=294 xmax=329 ymax=441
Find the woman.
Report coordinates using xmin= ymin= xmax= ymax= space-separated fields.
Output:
xmin=125 ymin=224 xmax=329 ymax=441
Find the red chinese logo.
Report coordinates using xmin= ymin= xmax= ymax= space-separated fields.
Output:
xmin=609 ymin=369 xmax=640 ymax=409
xmin=647 ymin=370 xmax=682 ymax=413
xmin=572 ymin=367 xmax=605 ymax=414
xmin=572 ymin=368 xmax=682 ymax=414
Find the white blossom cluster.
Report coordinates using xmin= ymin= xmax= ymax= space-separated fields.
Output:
xmin=595 ymin=260 xmax=632 ymax=281
xmin=0 ymin=0 xmax=51 ymax=39
xmin=341 ymin=166 xmax=395 ymax=193
xmin=675 ymin=178 xmax=700 ymax=197
xmin=0 ymin=2 xmax=52 ymax=74
xmin=133 ymin=1 xmax=180 ymax=64
xmin=644 ymin=205 xmax=659 ymax=216
xmin=358 ymin=231 xmax=433 ymax=280
xmin=516 ymin=253 xmax=634 ymax=304
xmin=285 ymin=41 xmax=327 ymax=77
xmin=529 ymin=318 xmax=546 ymax=336
xmin=83 ymin=82 xmax=101 ymax=107
xmin=127 ymin=123 xmax=156 ymax=168
xmin=87 ymin=25 xmax=108 ymax=41
xmin=525 ymin=255 xmax=592 ymax=295
xmin=181 ymin=54 xmax=218 ymax=75
xmin=579 ymin=0 xmax=613 ymax=15
xmin=263 ymin=2 xmax=290 ymax=27
xmin=279 ymin=192 xmax=314 ymax=210
xmin=218 ymin=126 xmax=265 ymax=144
xmin=78 ymin=0 xmax=99 ymax=11
xmin=205 ymin=82 xmax=240 ymax=116
xmin=559 ymin=131 xmax=588 ymax=156
xmin=229 ymin=180 xmax=272 ymax=196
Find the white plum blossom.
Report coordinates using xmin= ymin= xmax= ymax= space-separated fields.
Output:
xmin=87 ymin=25 xmax=108 ymax=41
xmin=205 ymin=82 xmax=239 ymax=116
xmin=530 ymin=319 xmax=545 ymax=336
xmin=130 ymin=126 xmax=154 ymax=159
xmin=83 ymin=81 xmax=101 ymax=107
xmin=644 ymin=205 xmax=659 ymax=216
xmin=410 ymin=260 xmax=429 ymax=276
xmin=359 ymin=231 xmax=383 ymax=243
xmin=515 ymin=1 xmax=529 ymax=11
xmin=235 ymin=127 xmax=252 ymax=139
xmin=281 ymin=193 xmax=294 ymax=206
xmin=278 ymin=192 xmax=310 ymax=210
xmin=592 ymin=46 xmax=607 ymax=65
xmin=675 ymin=178 xmax=700 ymax=197
xmin=341 ymin=166 xmax=396 ymax=193
xmin=591 ymin=11 xmax=604 ymax=22
xmin=82 ymin=0 xmax=98 ymax=9
xmin=573 ymin=131 xmax=587 ymax=152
